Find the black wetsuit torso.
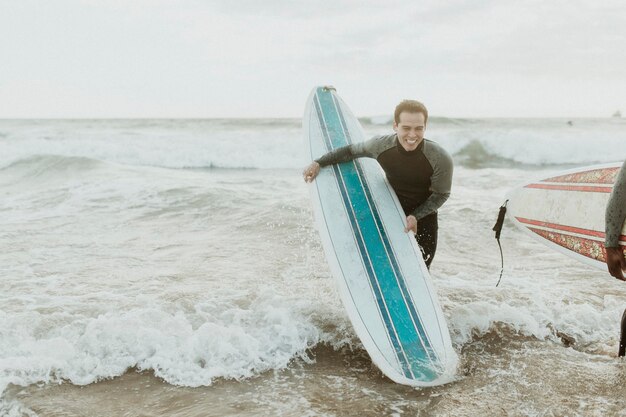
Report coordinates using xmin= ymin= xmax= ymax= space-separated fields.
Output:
xmin=377 ymin=140 xmax=433 ymax=216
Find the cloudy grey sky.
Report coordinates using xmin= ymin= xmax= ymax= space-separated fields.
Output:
xmin=1 ymin=0 xmax=625 ymax=118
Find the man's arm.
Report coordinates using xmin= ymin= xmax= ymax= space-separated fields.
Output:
xmin=605 ymin=160 xmax=626 ymax=280
xmin=302 ymin=136 xmax=383 ymax=182
xmin=411 ymin=141 xmax=454 ymax=220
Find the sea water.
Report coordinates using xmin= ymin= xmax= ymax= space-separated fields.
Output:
xmin=1 ymin=117 xmax=626 ymax=416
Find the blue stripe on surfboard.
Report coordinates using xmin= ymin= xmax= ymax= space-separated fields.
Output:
xmin=330 ymin=94 xmax=439 ymax=368
xmin=314 ymin=88 xmax=438 ymax=380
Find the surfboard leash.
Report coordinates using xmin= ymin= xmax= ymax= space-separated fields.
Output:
xmin=492 ymin=200 xmax=509 ymax=287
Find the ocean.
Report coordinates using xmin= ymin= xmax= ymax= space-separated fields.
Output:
xmin=1 ymin=117 xmax=626 ymax=417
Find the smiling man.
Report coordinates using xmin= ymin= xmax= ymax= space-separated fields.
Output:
xmin=302 ymin=100 xmax=453 ymax=269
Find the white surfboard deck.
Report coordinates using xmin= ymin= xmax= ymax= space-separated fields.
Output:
xmin=506 ymin=162 xmax=626 ymax=269
xmin=303 ymin=86 xmax=457 ymax=386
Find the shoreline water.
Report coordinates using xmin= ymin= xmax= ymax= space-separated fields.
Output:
xmin=7 ymin=336 xmax=626 ymax=417
xmin=2 ymin=119 xmax=626 ymax=416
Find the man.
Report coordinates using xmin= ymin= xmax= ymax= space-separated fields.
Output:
xmin=605 ymin=159 xmax=626 ymax=280
xmin=302 ymin=100 xmax=453 ymax=269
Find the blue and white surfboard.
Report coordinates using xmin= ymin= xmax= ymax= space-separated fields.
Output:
xmin=303 ymin=86 xmax=457 ymax=386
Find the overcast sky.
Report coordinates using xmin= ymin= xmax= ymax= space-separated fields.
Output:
xmin=1 ymin=0 xmax=625 ymax=118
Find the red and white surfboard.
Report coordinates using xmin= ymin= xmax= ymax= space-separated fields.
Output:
xmin=507 ymin=163 xmax=626 ymax=269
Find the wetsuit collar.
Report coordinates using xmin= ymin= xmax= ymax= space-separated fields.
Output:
xmin=394 ymin=134 xmax=425 ymax=155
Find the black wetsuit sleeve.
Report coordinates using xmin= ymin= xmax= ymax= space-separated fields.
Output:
xmin=605 ymin=160 xmax=626 ymax=247
xmin=412 ymin=141 xmax=454 ymax=220
xmin=314 ymin=136 xmax=382 ymax=167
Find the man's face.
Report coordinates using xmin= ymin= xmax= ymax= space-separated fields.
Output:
xmin=393 ymin=111 xmax=426 ymax=152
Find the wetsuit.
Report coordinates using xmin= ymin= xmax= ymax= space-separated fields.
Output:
xmin=315 ymin=134 xmax=453 ymax=268
xmin=605 ymin=160 xmax=626 ymax=248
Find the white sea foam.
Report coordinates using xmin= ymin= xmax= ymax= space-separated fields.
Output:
xmin=0 ymin=119 xmax=305 ymax=171
xmin=1 ymin=118 xmax=624 ymax=172
xmin=0 ymin=292 xmax=329 ymax=396
xmin=442 ymin=277 xmax=625 ymax=351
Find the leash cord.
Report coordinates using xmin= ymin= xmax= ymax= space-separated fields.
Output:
xmin=493 ymin=200 xmax=508 ymax=287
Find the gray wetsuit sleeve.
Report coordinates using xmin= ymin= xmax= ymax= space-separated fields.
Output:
xmin=412 ymin=140 xmax=454 ymax=220
xmin=605 ymin=160 xmax=626 ymax=247
xmin=314 ymin=135 xmax=392 ymax=167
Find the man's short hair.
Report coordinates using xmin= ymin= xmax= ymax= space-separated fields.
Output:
xmin=394 ymin=100 xmax=428 ymax=124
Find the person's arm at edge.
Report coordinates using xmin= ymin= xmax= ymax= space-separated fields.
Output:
xmin=605 ymin=159 xmax=626 ymax=280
